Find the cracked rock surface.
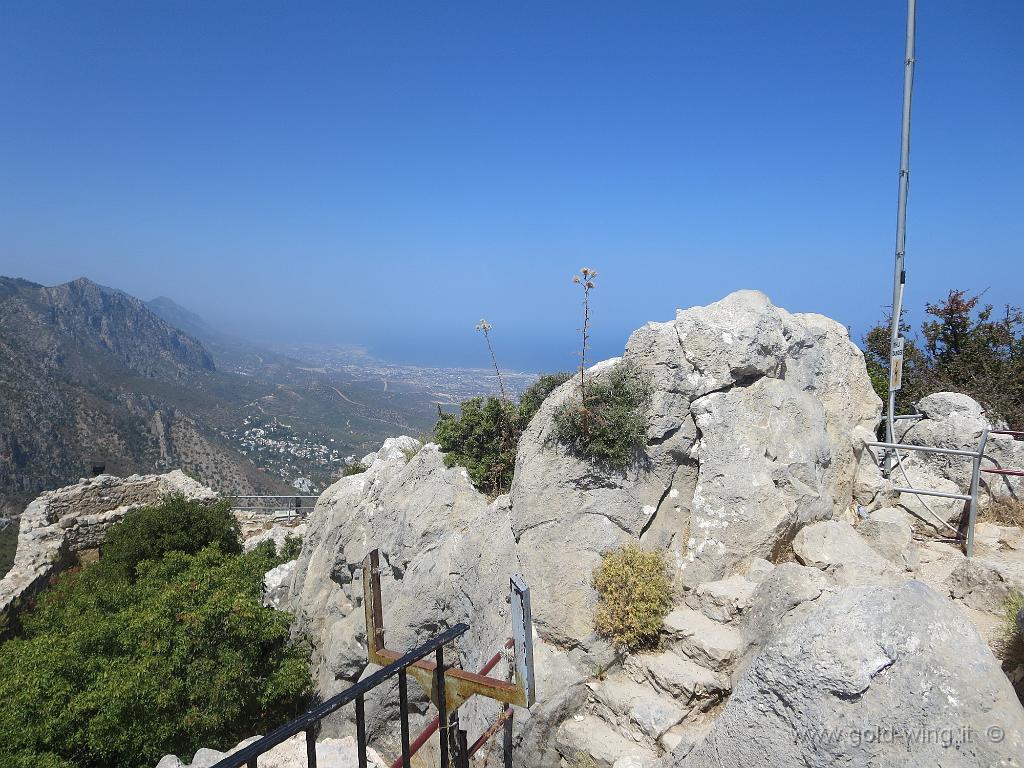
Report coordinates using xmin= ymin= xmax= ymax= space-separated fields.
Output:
xmin=676 ymin=580 xmax=1024 ymax=767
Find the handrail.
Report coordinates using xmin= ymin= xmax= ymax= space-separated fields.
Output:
xmin=210 ymin=623 xmax=470 ymax=768
xmin=869 ymin=428 xmax=1023 ymax=559
xmin=867 ymin=441 xmax=981 ymax=459
xmin=231 ymin=495 xmax=320 ymax=499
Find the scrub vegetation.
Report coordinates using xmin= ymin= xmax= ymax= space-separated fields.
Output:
xmin=0 ymin=498 xmax=312 ymax=768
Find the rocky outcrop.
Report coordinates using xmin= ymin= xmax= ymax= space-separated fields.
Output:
xmin=280 ymin=292 xmax=1024 ymax=768
xmin=263 ymin=560 xmax=296 ymax=610
xmin=285 ymin=436 xmax=525 ymax=750
xmin=243 ymin=523 xmax=307 ymax=553
xmin=0 ymin=470 xmax=216 ymax=629
xmin=510 ymin=291 xmax=881 ymax=642
xmin=674 ymin=581 xmax=1024 ymax=767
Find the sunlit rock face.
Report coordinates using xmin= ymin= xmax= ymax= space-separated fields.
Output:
xmin=510 ymin=290 xmax=882 ymax=643
xmin=283 ymin=291 xmax=890 ymax=765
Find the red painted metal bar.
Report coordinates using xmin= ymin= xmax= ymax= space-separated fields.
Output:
xmin=468 ymin=705 xmax=512 ymax=757
xmin=981 ymin=468 xmax=1024 ymax=477
xmin=387 ymin=639 xmax=514 ymax=768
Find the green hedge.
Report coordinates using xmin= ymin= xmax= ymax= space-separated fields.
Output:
xmin=100 ymin=496 xmax=241 ymax=579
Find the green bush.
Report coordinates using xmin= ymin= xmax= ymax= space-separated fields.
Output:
xmin=279 ymin=534 xmax=303 ymax=562
xmin=552 ymin=361 xmax=651 ymax=471
xmin=101 ymin=496 xmax=241 ymax=579
xmin=342 ymin=462 xmax=367 ymax=477
xmin=434 ymin=372 xmax=571 ymax=496
xmin=593 ymin=545 xmax=672 ymax=651
xmin=0 ymin=500 xmax=311 ymax=768
xmin=519 ymin=372 xmax=575 ymax=418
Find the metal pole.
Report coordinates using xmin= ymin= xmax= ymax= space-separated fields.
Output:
xmin=885 ymin=0 xmax=917 ymax=476
xmin=966 ymin=430 xmax=989 ymax=557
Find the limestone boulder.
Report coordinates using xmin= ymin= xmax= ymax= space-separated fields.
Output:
xmin=792 ymin=520 xmax=900 ymax=585
xmin=896 ymin=392 xmax=1024 ymax=500
xmin=740 ymin=562 xmax=834 ymax=660
xmin=510 ymin=291 xmax=882 ymax=643
xmin=263 ymin=560 xmax=296 ymax=610
xmin=946 ymin=556 xmax=1024 ymax=614
xmin=676 ymin=581 xmax=1024 ymax=767
xmin=155 ymin=733 xmax=386 ymax=768
xmin=285 ymin=437 xmax=522 ymax=747
xmin=855 ymin=516 xmax=918 ymax=572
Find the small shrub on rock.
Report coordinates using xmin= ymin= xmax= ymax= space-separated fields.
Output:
xmin=434 ymin=372 xmax=572 ymax=496
xmin=279 ymin=534 xmax=303 ymax=561
xmin=593 ymin=545 xmax=672 ymax=651
xmin=980 ymin=495 xmax=1024 ymax=528
xmin=567 ymin=752 xmax=600 ymax=768
xmin=342 ymin=462 xmax=367 ymax=477
xmin=552 ymin=361 xmax=651 ymax=471
xmin=999 ymin=590 xmax=1024 ymax=695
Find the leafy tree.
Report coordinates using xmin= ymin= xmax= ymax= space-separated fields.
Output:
xmin=434 ymin=372 xmax=572 ymax=496
xmin=0 ymin=501 xmax=311 ymax=768
xmin=862 ymin=314 xmax=930 ymax=416
xmin=921 ymin=290 xmax=1024 ymax=428
xmin=100 ymin=496 xmax=241 ymax=579
xmin=864 ymin=290 xmax=1024 ymax=429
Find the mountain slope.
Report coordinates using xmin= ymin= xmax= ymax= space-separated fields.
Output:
xmin=0 ymin=277 xmax=291 ymax=514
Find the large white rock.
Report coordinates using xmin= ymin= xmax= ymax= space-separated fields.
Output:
xmin=675 ymin=581 xmax=1024 ymax=767
xmin=510 ymin=291 xmax=882 ymax=641
xmin=792 ymin=520 xmax=901 ymax=585
xmin=280 ymin=293 xmax=889 ymax=764
xmin=284 ymin=437 xmax=526 ymax=749
xmin=156 ymin=732 xmax=386 ymax=768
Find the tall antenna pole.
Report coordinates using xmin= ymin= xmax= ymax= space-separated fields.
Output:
xmin=885 ymin=0 xmax=917 ymax=476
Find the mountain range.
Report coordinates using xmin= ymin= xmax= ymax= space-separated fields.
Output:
xmin=0 ymin=276 xmax=462 ymax=517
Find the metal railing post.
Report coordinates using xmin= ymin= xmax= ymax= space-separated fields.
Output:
xmin=966 ymin=429 xmax=990 ymax=558
xmin=305 ymin=729 xmax=317 ymax=768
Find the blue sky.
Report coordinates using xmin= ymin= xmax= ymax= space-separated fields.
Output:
xmin=1 ymin=1 xmax=1021 ymax=371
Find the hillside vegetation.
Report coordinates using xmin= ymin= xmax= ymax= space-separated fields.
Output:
xmin=0 ymin=498 xmax=311 ymax=768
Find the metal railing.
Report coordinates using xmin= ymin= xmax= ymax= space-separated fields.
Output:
xmin=389 ymin=639 xmax=515 ymax=768
xmin=210 ymin=623 xmax=470 ymax=768
xmin=869 ymin=427 xmax=1024 ymax=557
xmin=231 ymin=496 xmax=319 ymax=519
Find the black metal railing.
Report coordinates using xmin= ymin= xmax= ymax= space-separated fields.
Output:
xmin=210 ymin=623 xmax=470 ymax=768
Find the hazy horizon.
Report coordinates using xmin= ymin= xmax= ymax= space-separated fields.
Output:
xmin=3 ymin=1 xmax=1022 ymax=371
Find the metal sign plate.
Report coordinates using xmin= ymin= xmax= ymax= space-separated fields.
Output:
xmin=890 ymin=336 xmax=905 ymax=392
